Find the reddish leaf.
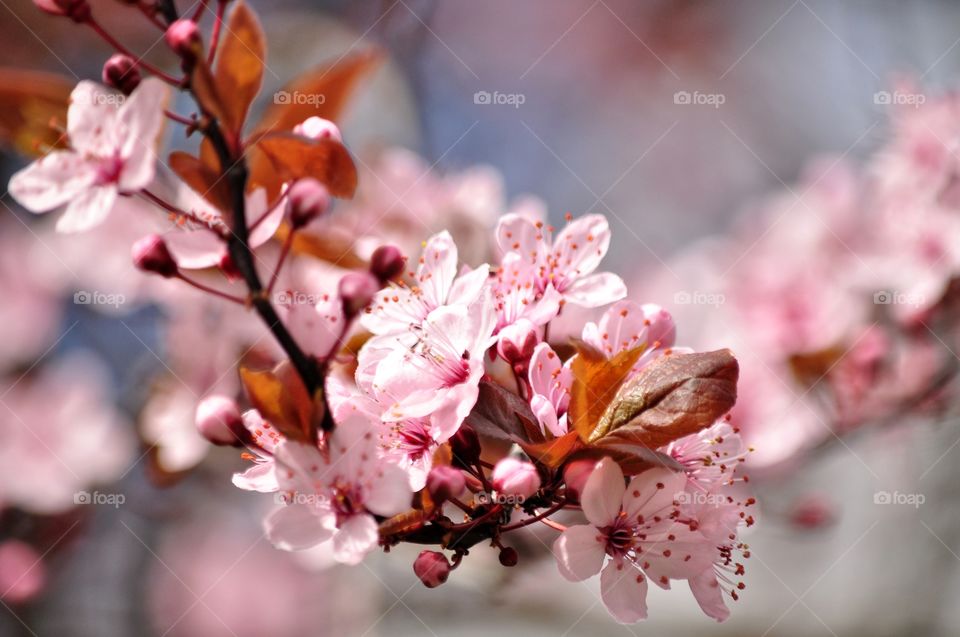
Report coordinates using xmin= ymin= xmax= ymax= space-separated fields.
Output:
xmin=568 ymin=341 xmax=645 ymax=443
xmin=591 ymin=349 xmax=739 ymax=448
xmin=214 ymin=0 xmax=266 ymax=134
xmin=239 ymin=360 xmax=319 ymax=443
xmin=277 ymin=223 xmax=367 ymax=270
xmin=0 ymin=68 xmax=73 ymax=156
xmin=251 ymin=131 xmax=358 ymax=198
xmin=251 ymin=49 xmax=382 ymax=135
xmin=519 ymin=431 xmax=583 ymax=469
xmin=168 ymin=150 xmax=230 ymax=212
xmin=464 ymin=379 xmax=543 ymax=445
xmin=567 ymin=444 xmax=683 ymax=476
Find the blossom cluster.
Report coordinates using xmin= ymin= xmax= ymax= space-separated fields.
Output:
xmin=3 ymin=0 xmax=754 ymax=624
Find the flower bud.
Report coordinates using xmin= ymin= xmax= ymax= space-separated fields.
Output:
xmin=369 ymin=244 xmax=405 ymax=283
xmin=498 ymin=546 xmax=519 ymax=567
xmin=492 ymin=457 xmax=540 ymax=499
xmin=165 ymin=19 xmax=201 ymax=60
xmin=132 ymin=234 xmax=178 ymax=278
xmin=338 ymin=271 xmax=379 ymax=318
xmin=286 ymin=178 xmax=331 ymax=228
xmin=449 ymin=425 xmax=481 ymax=468
xmin=102 ymin=54 xmax=141 ymax=95
xmin=426 ymin=466 xmax=465 ymax=504
xmin=218 ymin=252 xmax=241 ymax=281
xmin=562 ymin=458 xmax=598 ymax=500
xmin=0 ymin=541 xmax=46 ymax=605
xmin=413 ymin=550 xmax=451 ymax=588
xmin=294 ymin=116 xmax=342 ymax=142
xmin=195 ymin=395 xmax=244 ymax=446
xmin=497 ymin=318 xmax=538 ymax=364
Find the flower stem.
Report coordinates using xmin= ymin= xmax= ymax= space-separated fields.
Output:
xmin=87 ymin=19 xmax=181 ymax=86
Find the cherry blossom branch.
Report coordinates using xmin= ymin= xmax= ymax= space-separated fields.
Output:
xmin=175 ymin=272 xmax=245 ymax=305
xmin=500 ymin=500 xmax=568 ymax=532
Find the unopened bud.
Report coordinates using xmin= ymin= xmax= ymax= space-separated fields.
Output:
xmin=413 ymin=550 xmax=450 ymax=588
xmin=218 ymin=252 xmax=241 ymax=281
xmin=492 ymin=457 xmax=540 ymax=499
xmin=497 ymin=318 xmax=538 ymax=363
xmin=132 ymin=234 xmax=178 ymax=278
xmin=195 ymin=395 xmax=244 ymax=446
xmin=426 ymin=466 xmax=465 ymax=504
xmin=562 ymin=458 xmax=598 ymax=500
xmin=102 ymin=54 xmax=141 ymax=95
xmin=369 ymin=244 xmax=405 ymax=283
xmin=293 ymin=116 xmax=342 ymax=142
xmin=338 ymin=271 xmax=379 ymax=318
xmin=286 ymin=178 xmax=331 ymax=228
xmin=498 ymin=546 xmax=519 ymax=567
xmin=165 ymin=19 xmax=201 ymax=60
xmin=449 ymin=425 xmax=481 ymax=468
xmin=0 ymin=541 xmax=46 ymax=605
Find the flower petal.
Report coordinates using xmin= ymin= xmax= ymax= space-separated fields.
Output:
xmin=564 ymin=272 xmax=627 ymax=308
xmin=9 ymin=151 xmax=96 ymax=213
xmin=332 ymin=514 xmax=379 ymax=565
xmin=600 ymin=560 xmax=649 ymax=624
xmin=689 ymin=569 xmax=730 ymax=622
xmin=553 ymin=524 xmax=606 ymax=581
xmin=265 ymin=504 xmax=334 ymax=551
xmin=582 ymin=457 xmax=625 ymax=527
xmin=56 ymin=185 xmax=117 ymax=233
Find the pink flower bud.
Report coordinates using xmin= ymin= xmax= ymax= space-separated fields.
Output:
xmin=34 ymin=0 xmax=64 ymax=15
xmin=497 ymin=318 xmax=538 ymax=363
xmin=102 ymin=54 xmax=141 ymax=95
xmin=218 ymin=252 xmax=241 ymax=281
xmin=294 ymin=116 xmax=342 ymax=142
xmin=492 ymin=457 xmax=540 ymax=499
xmin=498 ymin=546 xmax=519 ymax=567
xmin=0 ymin=541 xmax=46 ymax=605
xmin=165 ymin=19 xmax=201 ymax=60
xmin=286 ymin=178 xmax=331 ymax=228
xmin=449 ymin=425 xmax=481 ymax=468
xmin=369 ymin=244 xmax=405 ymax=283
xmin=562 ymin=458 xmax=598 ymax=500
xmin=426 ymin=466 xmax=466 ymax=504
xmin=195 ymin=395 xmax=244 ymax=446
xmin=413 ymin=550 xmax=451 ymax=588
xmin=338 ymin=271 xmax=379 ymax=318
xmin=132 ymin=234 xmax=178 ymax=278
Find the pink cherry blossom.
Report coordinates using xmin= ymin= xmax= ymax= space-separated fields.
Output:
xmin=527 ymin=342 xmax=572 ymax=437
xmin=9 ymin=78 xmax=168 ymax=232
xmin=362 ymin=230 xmax=489 ymax=336
xmin=552 ymin=458 xmax=718 ymax=624
xmin=265 ymin=413 xmax=411 ymax=564
xmin=582 ymin=300 xmax=676 ymax=371
xmin=232 ymin=409 xmax=284 ymax=493
xmin=496 ymin=212 xmax=626 ymax=307
xmin=279 ymin=290 xmax=345 ymax=359
xmin=357 ymin=291 xmax=497 ymax=441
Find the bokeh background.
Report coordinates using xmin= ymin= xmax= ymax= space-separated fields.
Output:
xmin=3 ymin=0 xmax=960 ymax=635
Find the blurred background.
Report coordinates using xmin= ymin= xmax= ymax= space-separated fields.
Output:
xmin=3 ymin=0 xmax=960 ymax=635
